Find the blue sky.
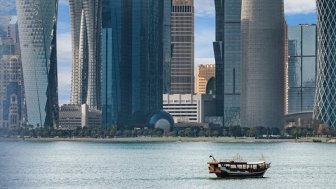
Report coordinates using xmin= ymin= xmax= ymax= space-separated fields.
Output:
xmin=55 ymin=0 xmax=317 ymax=104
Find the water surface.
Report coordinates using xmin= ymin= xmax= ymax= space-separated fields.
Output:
xmin=0 ymin=141 xmax=335 ymax=189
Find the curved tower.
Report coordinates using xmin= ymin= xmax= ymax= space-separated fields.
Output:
xmin=241 ymin=0 xmax=285 ymax=128
xmin=314 ymin=0 xmax=336 ymax=129
xmin=69 ymin=0 xmax=101 ymax=109
xmin=16 ymin=0 xmax=59 ymax=128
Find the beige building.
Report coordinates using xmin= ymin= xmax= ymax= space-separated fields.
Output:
xmin=59 ymin=104 xmax=102 ymax=130
xmin=196 ymin=64 xmax=215 ymax=94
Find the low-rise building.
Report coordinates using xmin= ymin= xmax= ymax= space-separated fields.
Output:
xmin=195 ymin=64 xmax=215 ymax=94
xmin=163 ymin=94 xmax=216 ymax=123
xmin=59 ymin=104 xmax=102 ymax=130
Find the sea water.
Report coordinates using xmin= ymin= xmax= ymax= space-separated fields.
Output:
xmin=0 ymin=141 xmax=335 ymax=189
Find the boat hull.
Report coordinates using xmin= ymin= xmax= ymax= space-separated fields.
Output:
xmin=215 ymin=170 xmax=266 ymax=178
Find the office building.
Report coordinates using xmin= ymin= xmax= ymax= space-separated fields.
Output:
xmin=241 ymin=0 xmax=285 ymax=128
xmin=196 ymin=64 xmax=215 ymax=94
xmin=163 ymin=94 xmax=216 ymax=123
xmin=101 ymin=0 xmax=164 ymax=128
xmin=0 ymin=56 xmax=25 ymax=128
xmin=59 ymin=104 xmax=101 ymax=130
xmin=69 ymin=0 xmax=102 ymax=109
xmin=170 ymin=0 xmax=194 ymax=94
xmin=314 ymin=1 xmax=336 ymax=129
xmin=287 ymin=25 xmax=317 ymax=114
xmin=0 ymin=16 xmax=25 ymax=129
xmin=16 ymin=0 xmax=59 ymax=128
xmin=213 ymin=0 xmax=241 ymax=127
xmin=163 ymin=0 xmax=172 ymax=94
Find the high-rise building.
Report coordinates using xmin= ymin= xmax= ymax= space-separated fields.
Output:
xmin=196 ymin=64 xmax=215 ymax=94
xmin=213 ymin=0 xmax=241 ymax=127
xmin=0 ymin=56 xmax=25 ymax=128
xmin=170 ymin=0 xmax=194 ymax=94
xmin=241 ymin=0 xmax=285 ymax=128
xmin=101 ymin=0 xmax=164 ymax=128
xmin=314 ymin=1 xmax=336 ymax=129
xmin=163 ymin=0 xmax=172 ymax=94
xmin=16 ymin=0 xmax=58 ymax=128
xmin=69 ymin=0 xmax=102 ymax=109
xmin=0 ymin=16 xmax=26 ymax=129
xmin=287 ymin=25 xmax=317 ymax=114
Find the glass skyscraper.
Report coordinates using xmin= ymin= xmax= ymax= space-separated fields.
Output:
xmin=16 ymin=0 xmax=58 ymax=128
xmin=314 ymin=0 xmax=336 ymax=129
xmin=213 ymin=0 xmax=241 ymax=127
xmin=287 ymin=25 xmax=317 ymax=114
xmin=69 ymin=0 xmax=101 ymax=109
xmin=101 ymin=0 xmax=164 ymax=128
xmin=241 ymin=0 xmax=285 ymax=128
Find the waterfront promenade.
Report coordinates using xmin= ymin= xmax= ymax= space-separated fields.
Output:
xmin=1 ymin=136 xmax=335 ymax=143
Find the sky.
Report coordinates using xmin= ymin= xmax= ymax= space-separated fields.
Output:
xmin=39 ymin=0 xmax=319 ymax=104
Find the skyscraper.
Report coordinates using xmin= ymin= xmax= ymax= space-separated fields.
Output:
xmin=170 ymin=0 xmax=194 ymax=94
xmin=213 ymin=0 xmax=241 ymax=127
xmin=0 ymin=16 xmax=25 ymax=128
xmin=101 ymin=0 xmax=164 ymax=128
xmin=16 ymin=0 xmax=58 ymax=128
xmin=241 ymin=0 xmax=285 ymax=128
xmin=0 ymin=56 xmax=25 ymax=128
xmin=69 ymin=0 xmax=102 ymax=109
xmin=163 ymin=0 xmax=172 ymax=94
xmin=314 ymin=1 xmax=336 ymax=129
xmin=288 ymin=25 xmax=317 ymax=114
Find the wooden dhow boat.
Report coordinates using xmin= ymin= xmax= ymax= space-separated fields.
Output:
xmin=208 ymin=154 xmax=271 ymax=178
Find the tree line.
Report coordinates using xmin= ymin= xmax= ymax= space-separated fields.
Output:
xmin=1 ymin=125 xmax=334 ymax=139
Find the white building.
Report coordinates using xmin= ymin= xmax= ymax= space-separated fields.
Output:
xmin=163 ymin=94 xmax=216 ymax=123
xmin=59 ymin=104 xmax=101 ymax=130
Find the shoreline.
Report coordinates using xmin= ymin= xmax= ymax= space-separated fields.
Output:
xmin=0 ymin=136 xmax=335 ymax=143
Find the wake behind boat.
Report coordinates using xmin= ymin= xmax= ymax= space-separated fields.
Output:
xmin=208 ymin=155 xmax=271 ymax=178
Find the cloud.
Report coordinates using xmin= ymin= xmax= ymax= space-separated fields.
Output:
xmin=284 ymin=0 xmax=316 ymax=15
xmin=194 ymin=0 xmax=215 ymax=17
xmin=57 ymin=32 xmax=72 ymax=105
xmin=58 ymin=0 xmax=69 ymax=6
xmin=0 ymin=0 xmax=16 ymax=16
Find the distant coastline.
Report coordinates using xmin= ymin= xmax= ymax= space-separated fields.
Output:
xmin=1 ymin=136 xmax=335 ymax=143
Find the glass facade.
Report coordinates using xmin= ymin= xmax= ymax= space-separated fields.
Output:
xmin=69 ymin=0 xmax=101 ymax=109
xmin=16 ymin=0 xmax=58 ymax=128
xmin=101 ymin=0 xmax=164 ymax=128
xmin=287 ymin=25 xmax=317 ymax=114
xmin=213 ymin=0 xmax=241 ymax=127
xmin=314 ymin=1 xmax=336 ymax=129
xmin=163 ymin=0 xmax=172 ymax=94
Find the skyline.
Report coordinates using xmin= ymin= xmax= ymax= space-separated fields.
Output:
xmin=0 ymin=0 xmax=318 ymax=104
xmin=57 ymin=0 xmax=318 ymax=105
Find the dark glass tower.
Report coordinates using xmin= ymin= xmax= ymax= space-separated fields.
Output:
xmin=314 ymin=0 xmax=336 ymax=129
xmin=101 ymin=0 xmax=164 ymax=128
xmin=213 ymin=0 xmax=242 ymax=127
